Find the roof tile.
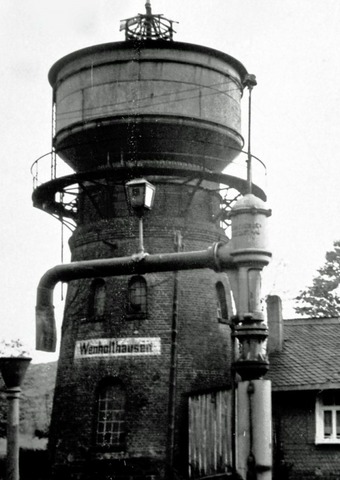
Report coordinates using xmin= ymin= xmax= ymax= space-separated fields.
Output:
xmin=268 ymin=317 xmax=340 ymax=390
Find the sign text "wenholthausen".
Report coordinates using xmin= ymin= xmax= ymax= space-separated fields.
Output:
xmin=75 ymin=337 xmax=161 ymax=358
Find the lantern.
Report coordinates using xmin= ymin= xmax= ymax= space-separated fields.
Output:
xmin=125 ymin=178 xmax=156 ymax=256
xmin=125 ymin=178 xmax=156 ymax=216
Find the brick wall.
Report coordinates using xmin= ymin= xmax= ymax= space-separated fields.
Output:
xmin=273 ymin=391 xmax=340 ymax=480
xmin=49 ymin=181 xmax=234 ymax=479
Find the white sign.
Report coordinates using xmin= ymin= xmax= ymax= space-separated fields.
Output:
xmin=74 ymin=337 xmax=161 ymax=359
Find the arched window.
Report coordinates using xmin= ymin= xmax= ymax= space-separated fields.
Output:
xmin=89 ymin=279 xmax=106 ymax=319
xmin=127 ymin=276 xmax=147 ymax=316
xmin=216 ymin=281 xmax=228 ymax=323
xmin=96 ymin=381 xmax=126 ymax=449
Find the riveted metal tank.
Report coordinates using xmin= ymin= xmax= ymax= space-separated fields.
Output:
xmin=49 ymin=40 xmax=247 ymax=172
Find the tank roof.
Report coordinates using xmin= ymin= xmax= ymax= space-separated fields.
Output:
xmin=48 ymin=40 xmax=248 ymax=87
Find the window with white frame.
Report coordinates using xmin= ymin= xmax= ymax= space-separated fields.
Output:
xmin=95 ymin=381 xmax=126 ymax=450
xmin=315 ymin=390 xmax=340 ymax=444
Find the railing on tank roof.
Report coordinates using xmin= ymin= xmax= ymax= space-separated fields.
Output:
xmin=119 ymin=1 xmax=177 ymax=42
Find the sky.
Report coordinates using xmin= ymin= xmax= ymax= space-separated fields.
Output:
xmin=1 ymin=0 xmax=340 ymax=362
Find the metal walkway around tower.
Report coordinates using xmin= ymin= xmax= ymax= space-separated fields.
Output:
xmin=30 ymin=149 xmax=267 ymax=234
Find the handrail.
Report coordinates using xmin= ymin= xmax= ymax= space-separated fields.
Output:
xmin=30 ymin=147 xmax=267 ymax=192
xmin=30 ymin=152 xmax=53 ymax=189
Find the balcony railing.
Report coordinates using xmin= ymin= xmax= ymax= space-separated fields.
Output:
xmin=30 ymin=149 xmax=267 ymax=193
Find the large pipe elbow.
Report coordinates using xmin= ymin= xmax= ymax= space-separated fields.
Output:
xmin=36 ymin=266 xmax=67 ymax=352
xmin=35 ymin=243 xmax=235 ymax=352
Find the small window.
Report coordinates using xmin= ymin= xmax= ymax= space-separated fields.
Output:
xmin=127 ymin=276 xmax=147 ymax=316
xmin=95 ymin=381 xmax=126 ymax=450
xmin=89 ymin=279 xmax=106 ymax=319
xmin=216 ymin=282 xmax=228 ymax=323
xmin=316 ymin=391 xmax=340 ymax=444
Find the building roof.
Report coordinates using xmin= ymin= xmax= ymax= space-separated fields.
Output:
xmin=268 ymin=317 xmax=340 ymax=391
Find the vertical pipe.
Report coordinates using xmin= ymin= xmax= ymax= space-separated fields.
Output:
xmin=138 ymin=217 xmax=145 ymax=254
xmin=244 ymin=74 xmax=257 ymax=195
xmin=145 ymin=1 xmax=152 ymax=38
xmin=248 ymin=269 xmax=262 ymax=314
xmin=60 ymin=192 xmax=64 ymax=301
xmin=228 ymin=284 xmax=240 ymax=475
xmin=251 ymin=380 xmax=272 ymax=480
xmin=51 ymin=90 xmax=56 ymax=181
xmin=236 ymin=380 xmax=272 ymax=480
xmin=237 ymin=266 xmax=249 ymax=318
xmin=247 ymin=87 xmax=253 ymax=194
xmin=145 ymin=0 xmax=152 ymax=15
xmin=236 ymin=382 xmax=250 ymax=479
xmin=247 ymin=381 xmax=256 ymax=480
xmin=167 ymin=231 xmax=182 ymax=475
xmin=6 ymin=387 xmax=21 ymax=480
xmin=231 ymin=321 xmax=237 ymax=475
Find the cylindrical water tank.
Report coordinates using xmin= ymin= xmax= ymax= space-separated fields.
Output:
xmin=49 ymin=40 xmax=247 ymax=172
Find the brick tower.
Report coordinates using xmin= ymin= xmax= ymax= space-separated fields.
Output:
xmin=32 ymin=4 xmax=266 ymax=479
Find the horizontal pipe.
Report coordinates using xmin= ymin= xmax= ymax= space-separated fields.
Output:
xmin=37 ymin=243 xmax=235 ymax=305
xmin=36 ymin=243 xmax=235 ymax=352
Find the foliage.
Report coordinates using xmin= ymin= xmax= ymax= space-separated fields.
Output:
xmin=0 ymin=339 xmax=31 ymax=358
xmin=295 ymin=240 xmax=340 ymax=317
xmin=0 ymin=362 xmax=56 ymax=439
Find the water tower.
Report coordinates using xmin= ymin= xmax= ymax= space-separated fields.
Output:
xmin=32 ymin=3 xmax=267 ymax=479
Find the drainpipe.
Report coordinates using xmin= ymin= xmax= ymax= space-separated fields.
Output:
xmin=36 ymin=243 xmax=237 ymax=352
xmin=167 ymin=231 xmax=183 ymax=475
xmin=230 ymin=319 xmax=237 ymax=475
